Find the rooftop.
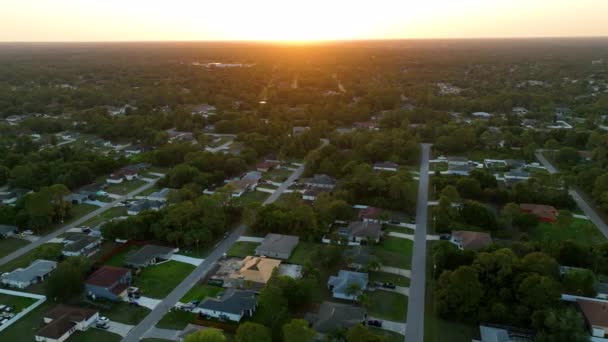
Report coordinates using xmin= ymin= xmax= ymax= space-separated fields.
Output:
xmin=255 ymin=234 xmax=299 ymax=257
xmin=198 ymin=289 xmax=257 ymax=315
xmin=1 ymin=259 xmax=57 ymax=284
xmin=86 ymin=266 xmax=130 ymax=287
xmin=230 ymin=256 xmax=281 ymax=284
xmin=37 ymin=305 xmax=98 ymax=340
xmin=452 ymin=231 xmax=493 ymax=250
xmin=125 ymin=244 xmax=175 ymax=266
xmin=577 ymin=299 xmax=608 ymax=328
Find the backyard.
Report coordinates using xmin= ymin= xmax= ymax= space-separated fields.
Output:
xmin=529 ymin=218 xmax=606 ymax=246
xmin=0 ymin=238 xmax=29 ymax=258
xmin=227 ymin=242 xmax=259 ymax=258
xmin=288 ymin=242 xmax=325 ymax=265
xmin=105 ymin=179 xmax=147 ymax=195
xmin=0 ymin=301 xmax=54 ymax=341
xmin=371 ymin=237 xmax=413 ymax=268
xmin=134 ymin=261 xmax=196 ymax=298
xmin=0 ymin=293 xmax=38 ymax=312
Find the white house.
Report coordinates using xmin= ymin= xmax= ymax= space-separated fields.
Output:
xmin=35 ymin=305 xmax=99 ymax=342
xmin=194 ymin=289 xmax=257 ymax=322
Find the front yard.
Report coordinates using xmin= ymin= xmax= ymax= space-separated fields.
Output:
xmin=0 ymin=243 xmax=62 ymax=273
xmin=156 ymin=309 xmax=194 ymax=330
xmin=180 ymin=284 xmax=223 ymax=303
xmin=369 ymin=271 xmax=410 ymax=287
xmin=0 ymin=238 xmax=29 ymax=258
xmin=81 ymin=207 xmax=128 ymax=228
xmin=371 ymin=237 xmax=413 ymax=268
xmin=105 ymin=179 xmax=147 ymax=195
xmin=70 ymin=329 xmax=121 ymax=342
xmin=262 ymin=168 xmax=291 ymax=182
xmin=367 ymin=290 xmax=408 ymax=322
xmin=134 ymin=261 xmax=195 ymax=298
xmin=67 ymin=203 xmax=99 ymax=223
xmin=233 ymin=191 xmax=269 ymax=206
xmin=227 ymin=241 xmax=259 ymax=258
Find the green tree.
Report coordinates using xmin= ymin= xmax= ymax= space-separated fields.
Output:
xmin=346 ymin=324 xmax=388 ymax=342
xmin=435 ymin=266 xmax=484 ymax=320
xmin=46 ymin=257 xmax=90 ymax=302
xmin=235 ymin=322 xmax=271 ymax=342
xmin=517 ymin=274 xmax=560 ymax=310
xmin=282 ymin=319 xmax=315 ymax=342
xmin=533 ymin=308 xmax=589 ymax=342
xmin=184 ymin=329 xmax=227 ymax=342
xmin=563 ymin=268 xmax=596 ymax=297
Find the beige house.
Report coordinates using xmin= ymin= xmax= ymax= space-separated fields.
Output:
xmin=230 ymin=256 xmax=281 ymax=285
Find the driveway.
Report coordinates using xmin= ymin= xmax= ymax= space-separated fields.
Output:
xmin=237 ymin=236 xmax=264 ymax=243
xmin=405 ymin=143 xmax=432 ymax=342
xmin=143 ymin=327 xmax=181 ymax=341
xmin=97 ymin=321 xmax=134 ymax=337
xmin=170 ymin=254 xmax=204 ymax=266
xmin=374 ymin=286 xmax=409 ymax=296
xmin=368 ymin=317 xmax=406 ymax=335
xmin=380 ymin=266 xmax=411 ymax=278
xmin=134 ymin=297 xmax=162 ymax=310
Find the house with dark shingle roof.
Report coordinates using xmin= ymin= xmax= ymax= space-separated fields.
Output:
xmin=1 ymin=259 xmax=57 ymax=289
xmin=255 ymin=234 xmax=299 ymax=260
xmin=61 ymin=234 xmax=102 ymax=257
xmin=194 ymin=289 xmax=257 ymax=322
xmin=35 ymin=305 xmax=99 ymax=342
xmin=85 ymin=266 xmax=132 ymax=301
xmin=302 ymin=174 xmax=337 ymax=189
xmin=339 ymin=221 xmax=382 ymax=245
xmin=124 ymin=245 xmax=176 ymax=268
xmin=0 ymin=224 xmax=16 ymax=238
xmin=305 ymin=301 xmax=367 ymax=334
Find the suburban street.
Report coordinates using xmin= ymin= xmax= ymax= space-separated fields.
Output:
xmin=535 ymin=151 xmax=608 ymax=238
xmin=0 ymin=179 xmax=159 ymax=267
xmin=122 ymin=163 xmax=305 ymax=341
xmin=405 ymin=143 xmax=432 ymax=342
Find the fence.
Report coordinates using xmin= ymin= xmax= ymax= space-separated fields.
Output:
xmin=0 ymin=289 xmax=46 ymax=332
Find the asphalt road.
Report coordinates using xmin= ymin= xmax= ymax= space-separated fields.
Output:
xmin=122 ymin=163 xmax=305 ymax=342
xmin=0 ymin=179 xmax=159 ymax=267
xmin=535 ymin=151 xmax=608 ymax=238
xmin=405 ymin=143 xmax=432 ymax=342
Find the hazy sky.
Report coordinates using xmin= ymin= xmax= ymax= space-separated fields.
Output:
xmin=2 ymin=0 xmax=608 ymax=42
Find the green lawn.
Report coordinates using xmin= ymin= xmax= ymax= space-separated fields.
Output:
xmin=0 ymin=243 xmax=62 ymax=273
xmin=180 ymin=284 xmax=223 ymax=303
xmin=69 ymin=329 xmax=122 ymax=342
xmin=101 ymin=302 xmax=150 ymax=325
xmin=139 ymin=187 xmax=162 ymax=196
xmin=234 ymin=191 xmax=269 ymax=206
xmin=0 ymin=301 xmax=54 ymax=341
xmin=227 ymin=241 xmax=259 ymax=258
xmin=369 ymin=271 xmax=410 ymax=287
xmin=367 ymin=290 xmax=408 ymax=322
xmin=156 ymin=309 xmax=194 ymax=330
xmin=82 ymin=207 xmax=128 ymax=228
xmin=372 ymin=237 xmax=413 ymax=268
xmin=530 ymin=218 xmax=606 ymax=246
xmin=288 ymin=242 xmax=324 ymax=265
xmin=262 ymin=168 xmax=291 ymax=182
xmin=0 ymin=238 xmax=29 ymax=258
xmin=105 ymin=179 xmax=147 ymax=195
xmin=0 ymin=293 xmax=37 ymax=312
xmin=104 ymin=245 xmax=139 ymax=267
xmin=134 ymin=261 xmax=195 ymax=298
xmin=67 ymin=203 xmax=99 ymax=222
xmin=369 ymin=327 xmax=405 ymax=342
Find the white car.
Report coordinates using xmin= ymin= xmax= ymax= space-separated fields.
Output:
xmin=98 ymin=316 xmax=109 ymax=323
xmin=22 ymin=230 xmax=34 ymax=235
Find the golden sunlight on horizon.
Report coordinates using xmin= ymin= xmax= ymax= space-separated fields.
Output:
xmin=1 ymin=0 xmax=608 ymax=42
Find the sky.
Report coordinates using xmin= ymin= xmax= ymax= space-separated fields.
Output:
xmin=2 ymin=0 xmax=608 ymax=42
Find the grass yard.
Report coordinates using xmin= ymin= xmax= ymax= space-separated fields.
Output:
xmin=104 ymin=245 xmax=140 ymax=267
xmin=367 ymin=290 xmax=408 ymax=322
xmin=288 ymin=242 xmax=324 ymax=265
xmin=384 ymin=225 xmax=414 ymax=234
xmin=81 ymin=207 xmax=128 ymax=228
xmin=101 ymin=302 xmax=150 ymax=325
xmin=530 ymin=218 xmax=606 ymax=246
xmin=0 ymin=238 xmax=29 ymax=258
xmin=0 ymin=301 xmax=53 ymax=341
xmin=156 ymin=309 xmax=194 ymax=330
xmin=105 ymin=179 xmax=147 ymax=195
xmin=234 ymin=191 xmax=269 ymax=206
xmin=369 ymin=271 xmax=410 ymax=287
xmin=134 ymin=261 xmax=195 ymax=298
xmin=262 ymin=168 xmax=291 ymax=182
xmin=371 ymin=237 xmax=413 ymax=268
xmin=139 ymin=187 xmax=162 ymax=196
xmin=67 ymin=203 xmax=99 ymax=222
xmin=227 ymin=241 xmax=259 ymax=258
xmin=0 ymin=293 xmax=37 ymax=312
xmin=69 ymin=328 xmax=122 ymax=342
xmin=369 ymin=328 xmax=404 ymax=342
xmin=0 ymin=243 xmax=62 ymax=273
xmin=180 ymin=284 xmax=223 ymax=303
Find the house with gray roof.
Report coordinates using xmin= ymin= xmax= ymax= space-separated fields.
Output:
xmin=62 ymin=234 xmax=102 ymax=257
xmin=343 ymin=246 xmax=379 ymax=270
xmin=0 ymin=224 xmax=17 ymax=238
xmin=147 ymin=188 xmax=172 ymax=202
xmin=194 ymin=289 xmax=257 ymax=322
xmin=327 ymin=270 xmax=368 ymax=301
xmin=447 ymin=163 xmax=472 ymax=176
xmin=302 ymin=174 xmax=337 ymax=189
xmin=305 ymin=301 xmax=367 ymax=334
xmin=339 ymin=221 xmax=382 ymax=245
xmin=64 ymin=193 xmax=90 ymax=205
xmin=254 ymin=233 xmax=299 ymax=259
xmin=124 ymin=245 xmax=177 ymax=268
xmin=127 ymin=199 xmax=164 ymax=216
xmin=1 ymin=259 xmax=57 ymax=289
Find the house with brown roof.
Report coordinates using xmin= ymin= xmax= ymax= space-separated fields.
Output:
xmin=577 ymin=298 xmax=608 ymax=338
xmin=229 ymin=256 xmax=281 ymax=286
xmin=256 ymin=161 xmax=275 ymax=173
xmin=450 ymin=231 xmax=493 ymax=250
xmin=520 ymin=203 xmax=559 ymax=222
xmin=358 ymin=207 xmax=383 ymax=223
xmin=35 ymin=305 xmax=99 ymax=342
xmin=339 ymin=221 xmax=382 ymax=245
xmin=85 ymin=266 xmax=132 ymax=301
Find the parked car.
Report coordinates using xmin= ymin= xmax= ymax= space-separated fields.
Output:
xmin=96 ymin=321 xmax=109 ymax=329
xmin=382 ymin=283 xmax=396 ymax=289
xmin=98 ymin=316 xmax=109 ymax=323
xmin=22 ymin=230 xmax=34 ymax=235
xmin=367 ymin=320 xmax=383 ymax=327
xmin=439 ymin=234 xmax=451 ymax=240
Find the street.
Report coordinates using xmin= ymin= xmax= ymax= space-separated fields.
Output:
xmin=405 ymin=143 xmax=432 ymax=342
xmin=0 ymin=179 xmax=159 ymax=267
xmin=535 ymin=151 xmax=608 ymax=238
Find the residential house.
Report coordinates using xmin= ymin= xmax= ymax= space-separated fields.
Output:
xmin=254 ymin=234 xmax=299 ymax=260
xmin=447 ymin=156 xmax=469 ymax=166
xmin=85 ymin=266 xmax=132 ymax=301
xmin=337 ymin=221 xmax=382 ymax=245
xmin=127 ymin=199 xmax=164 ymax=215
xmin=472 ymin=111 xmax=492 ymax=118
xmin=305 ymin=301 xmax=367 ymax=334
xmin=343 ymin=246 xmax=379 ymax=270
xmin=302 ymin=174 xmax=337 ymax=189
xmin=519 ymin=203 xmax=559 ymax=222
xmin=327 ymin=270 xmax=368 ymax=301
xmin=373 ymin=161 xmax=399 ymax=172
xmin=447 ymin=163 xmax=472 ymax=176
xmin=194 ymin=289 xmax=257 ymax=322
xmin=35 ymin=305 xmax=99 ymax=342
xmin=147 ymin=188 xmax=172 ymax=202
xmin=124 ymin=245 xmax=177 ymax=268
xmin=595 ymin=283 xmax=608 ymax=300
xmin=0 ymin=188 xmax=30 ymax=205
xmin=0 ymin=224 xmax=17 ymax=238
xmin=450 ymin=231 xmax=493 ymax=251
xmin=264 ymin=154 xmax=281 ymax=164
xmin=292 ymin=126 xmax=310 ymax=136
xmin=256 ymin=161 xmax=275 ymax=173
xmin=229 ymin=256 xmax=281 ymax=286
xmin=505 ymin=159 xmax=527 ymax=169
xmin=358 ymin=207 xmax=383 ymax=223
xmin=302 ymin=187 xmax=330 ymax=201
xmin=124 ymin=144 xmax=151 ymax=155
xmin=353 ymin=121 xmax=378 ymax=130
xmin=1 ymin=259 xmax=57 ymax=289
xmin=577 ymin=299 xmax=608 ymax=338
xmin=512 ymin=107 xmax=529 ymax=116
xmin=479 ymin=324 xmax=535 ymax=342
xmin=504 ymin=171 xmax=530 ymax=186
xmin=62 ymin=234 xmax=102 ymax=257
xmin=228 ymin=171 xmax=262 ymax=197
xmin=191 ymin=104 xmax=217 ymax=117
xmin=63 ymin=193 xmax=90 ymax=205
